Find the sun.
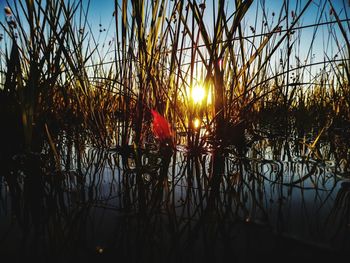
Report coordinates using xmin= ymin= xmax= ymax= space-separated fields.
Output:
xmin=191 ymin=84 xmax=206 ymax=104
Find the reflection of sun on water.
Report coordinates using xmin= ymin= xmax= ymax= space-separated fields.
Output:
xmin=193 ymin=118 xmax=200 ymax=129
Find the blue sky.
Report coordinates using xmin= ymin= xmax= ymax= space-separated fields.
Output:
xmin=84 ymin=0 xmax=349 ymax=44
xmin=1 ymin=0 xmax=348 ymax=43
xmin=0 ymin=0 xmax=348 ymax=76
xmin=0 ymin=0 xmax=348 ymax=28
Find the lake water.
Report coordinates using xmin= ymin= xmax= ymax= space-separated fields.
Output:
xmin=0 ymin=134 xmax=349 ymax=262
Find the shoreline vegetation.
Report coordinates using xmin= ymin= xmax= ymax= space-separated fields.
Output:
xmin=0 ymin=1 xmax=349 ymax=262
xmin=0 ymin=0 xmax=348 ymax=154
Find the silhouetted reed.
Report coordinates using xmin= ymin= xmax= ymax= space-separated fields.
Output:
xmin=0 ymin=0 xmax=349 ymax=262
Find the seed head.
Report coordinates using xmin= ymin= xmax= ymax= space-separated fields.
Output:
xmin=4 ymin=7 xmax=12 ymax=16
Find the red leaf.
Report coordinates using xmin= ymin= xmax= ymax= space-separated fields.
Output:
xmin=151 ymin=110 xmax=172 ymax=141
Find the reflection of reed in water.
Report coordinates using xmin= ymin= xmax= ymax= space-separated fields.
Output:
xmin=325 ymin=181 xmax=350 ymax=250
xmin=1 ymin=133 xmax=349 ymax=262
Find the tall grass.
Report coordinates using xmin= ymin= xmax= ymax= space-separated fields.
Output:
xmin=0 ymin=0 xmax=349 ymax=158
xmin=0 ymin=2 xmax=349 ymax=260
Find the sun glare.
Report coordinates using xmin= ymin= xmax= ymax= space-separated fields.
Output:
xmin=191 ymin=84 xmax=205 ymax=104
xmin=193 ymin=118 xmax=201 ymax=129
